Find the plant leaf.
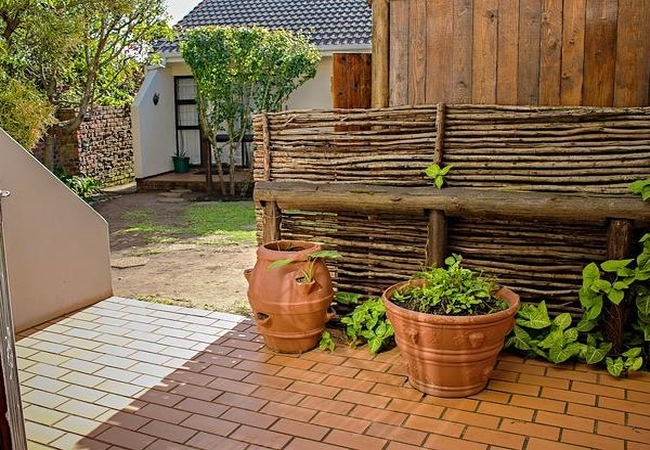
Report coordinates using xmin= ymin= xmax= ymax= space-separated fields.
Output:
xmin=627 ymin=357 xmax=643 ymax=372
xmin=549 ymin=342 xmax=582 ymax=364
xmin=582 ymin=263 xmax=600 ymax=287
xmin=335 ymin=291 xmax=362 ymax=305
xmin=582 ymin=343 xmax=610 ymax=365
xmin=516 ymin=301 xmax=551 ymax=329
xmin=608 ymin=289 xmax=625 ymax=305
xmin=622 ymin=347 xmax=642 ymax=358
xmin=267 ymin=258 xmax=294 ymax=270
xmin=553 ymin=313 xmax=572 ymax=331
xmin=606 ymin=357 xmax=624 ymax=377
xmin=577 ymin=318 xmax=598 ymax=332
xmin=310 ymin=250 xmax=342 ymax=260
xmin=601 ymin=259 xmax=633 ymax=272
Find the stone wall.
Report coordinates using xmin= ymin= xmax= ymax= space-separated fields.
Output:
xmin=78 ymin=107 xmax=133 ymax=187
xmin=32 ymin=106 xmax=134 ymax=187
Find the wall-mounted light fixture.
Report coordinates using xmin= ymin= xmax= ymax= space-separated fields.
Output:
xmin=152 ymin=92 xmax=160 ymax=105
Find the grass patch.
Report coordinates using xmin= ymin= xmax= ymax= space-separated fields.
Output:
xmin=184 ymin=201 xmax=256 ymax=243
xmin=119 ymin=202 xmax=256 ymax=244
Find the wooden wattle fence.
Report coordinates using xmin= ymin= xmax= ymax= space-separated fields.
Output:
xmin=252 ymin=104 xmax=650 ymax=317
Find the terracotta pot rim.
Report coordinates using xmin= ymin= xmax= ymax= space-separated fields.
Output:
xmin=259 ymin=240 xmax=322 ymax=261
xmin=382 ymin=279 xmax=520 ymax=325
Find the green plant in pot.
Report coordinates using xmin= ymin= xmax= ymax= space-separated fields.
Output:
xmin=382 ymin=254 xmax=520 ymax=397
xmin=172 ymin=147 xmax=190 ymax=173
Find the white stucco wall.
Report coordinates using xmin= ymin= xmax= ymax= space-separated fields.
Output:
xmin=0 ymin=130 xmax=112 ymax=332
xmin=132 ymin=67 xmax=176 ymax=179
xmin=286 ymin=56 xmax=333 ymax=110
xmin=133 ymin=55 xmax=335 ymax=179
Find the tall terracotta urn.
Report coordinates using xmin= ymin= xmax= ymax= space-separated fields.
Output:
xmin=245 ymin=240 xmax=335 ymax=353
xmin=383 ymin=280 xmax=519 ymax=397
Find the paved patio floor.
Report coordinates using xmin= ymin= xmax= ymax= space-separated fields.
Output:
xmin=16 ymin=296 xmax=650 ymax=450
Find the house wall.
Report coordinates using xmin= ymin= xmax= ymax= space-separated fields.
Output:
xmin=133 ymin=55 xmax=334 ymax=180
xmin=132 ymin=67 xmax=176 ymax=179
xmin=0 ymin=130 xmax=112 ymax=332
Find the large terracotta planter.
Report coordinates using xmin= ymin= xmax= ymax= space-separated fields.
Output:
xmin=383 ymin=279 xmax=519 ymax=397
xmin=245 ymin=240 xmax=335 ymax=353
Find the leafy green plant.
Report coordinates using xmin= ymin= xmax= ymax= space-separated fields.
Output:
xmin=391 ymin=254 xmax=508 ymax=316
xmin=425 ymin=163 xmax=452 ymax=189
xmin=318 ymin=330 xmax=335 ymax=352
xmin=267 ymin=249 xmax=342 ymax=283
xmin=629 ymin=178 xmax=650 ymax=201
xmin=606 ymin=347 xmax=644 ymax=377
xmin=55 ymin=170 xmax=103 ymax=201
xmin=506 ymin=301 xmax=610 ymax=365
xmin=341 ymin=298 xmax=394 ymax=354
xmin=334 ymin=291 xmax=363 ymax=306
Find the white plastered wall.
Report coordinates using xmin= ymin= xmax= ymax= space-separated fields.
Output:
xmin=132 ymin=66 xmax=176 ymax=179
xmin=132 ymin=55 xmax=336 ymax=179
xmin=0 ymin=130 xmax=112 ymax=332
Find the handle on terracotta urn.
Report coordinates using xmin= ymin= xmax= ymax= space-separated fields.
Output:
xmin=243 ymin=268 xmax=252 ymax=282
xmin=255 ymin=312 xmax=271 ymax=327
xmin=325 ymin=307 xmax=336 ymax=322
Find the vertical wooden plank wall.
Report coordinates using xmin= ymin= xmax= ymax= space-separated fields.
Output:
xmin=386 ymin=0 xmax=650 ymax=107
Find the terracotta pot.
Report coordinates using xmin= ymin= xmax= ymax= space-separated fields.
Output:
xmin=245 ymin=240 xmax=335 ymax=353
xmin=382 ymin=279 xmax=519 ymax=397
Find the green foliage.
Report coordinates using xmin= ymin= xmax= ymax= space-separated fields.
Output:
xmin=424 ymin=164 xmax=452 ymax=189
xmin=335 ymin=291 xmax=363 ymax=306
xmin=181 ymin=26 xmax=319 ymax=195
xmin=629 ymin=178 xmax=650 ymax=201
xmin=606 ymin=347 xmax=644 ymax=377
xmin=55 ymin=170 xmax=103 ymax=201
xmin=0 ymin=0 xmax=170 ymax=152
xmin=391 ymin=254 xmax=508 ymax=316
xmin=267 ymin=249 xmax=342 ymax=283
xmin=318 ymin=330 xmax=335 ymax=352
xmin=341 ymin=298 xmax=394 ymax=354
xmin=0 ymin=68 xmax=53 ymax=148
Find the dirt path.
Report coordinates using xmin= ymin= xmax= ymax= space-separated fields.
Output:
xmin=94 ymin=191 xmax=256 ymax=315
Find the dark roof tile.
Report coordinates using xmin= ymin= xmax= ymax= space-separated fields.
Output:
xmin=159 ymin=0 xmax=371 ymax=54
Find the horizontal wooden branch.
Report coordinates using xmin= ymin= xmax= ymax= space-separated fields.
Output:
xmin=254 ymin=181 xmax=650 ymax=226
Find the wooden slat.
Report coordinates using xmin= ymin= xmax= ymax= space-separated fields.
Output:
xmin=472 ymin=0 xmax=499 ymax=103
xmin=496 ymin=0 xmax=520 ymax=105
xmin=560 ymin=0 xmax=587 ymax=105
xmin=539 ymin=0 xmax=563 ymax=105
xmin=518 ymin=0 xmax=542 ymax=105
xmin=583 ymin=0 xmax=618 ymax=106
xmin=425 ymin=0 xmax=454 ymax=103
xmin=371 ymin=0 xmax=390 ymax=107
xmin=389 ymin=0 xmax=410 ymax=106
xmin=613 ymin=0 xmax=650 ymax=106
xmin=452 ymin=0 xmax=474 ymax=103
xmin=408 ymin=0 xmax=427 ymax=104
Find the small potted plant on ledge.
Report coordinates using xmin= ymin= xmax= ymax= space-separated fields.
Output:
xmin=172 ymin=148 xmax=190 ymax=173
xmin=382 ymin=254 xmax=519 ymax=397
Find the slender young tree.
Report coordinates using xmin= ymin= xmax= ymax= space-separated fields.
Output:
xmin=181 ymin=25 xmax=320 ymax=196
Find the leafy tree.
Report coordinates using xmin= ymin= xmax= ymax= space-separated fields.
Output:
xmin=0 ymin=0 xmax=170 ymax=165
xmin=181 ymin=26 xmax=320 ymax=196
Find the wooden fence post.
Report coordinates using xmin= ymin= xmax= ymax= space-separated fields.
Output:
xmin=262 ymin=201 xmax=281 ymax=244
xmin=603 ymin=219 xmax=634 ymax=353
xmin=426 ymin=210 xmax=447 ymax=267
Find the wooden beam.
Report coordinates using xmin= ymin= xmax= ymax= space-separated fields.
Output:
xmin=426 ymin=210 xmax=447 ymax=267
xmin=254 ymin=181 xmax=650 ymax=226
xmin=261 ymin=201 xmax=281 ymax=243
xmin=372 ymin=0 xmax=390 ymax=107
